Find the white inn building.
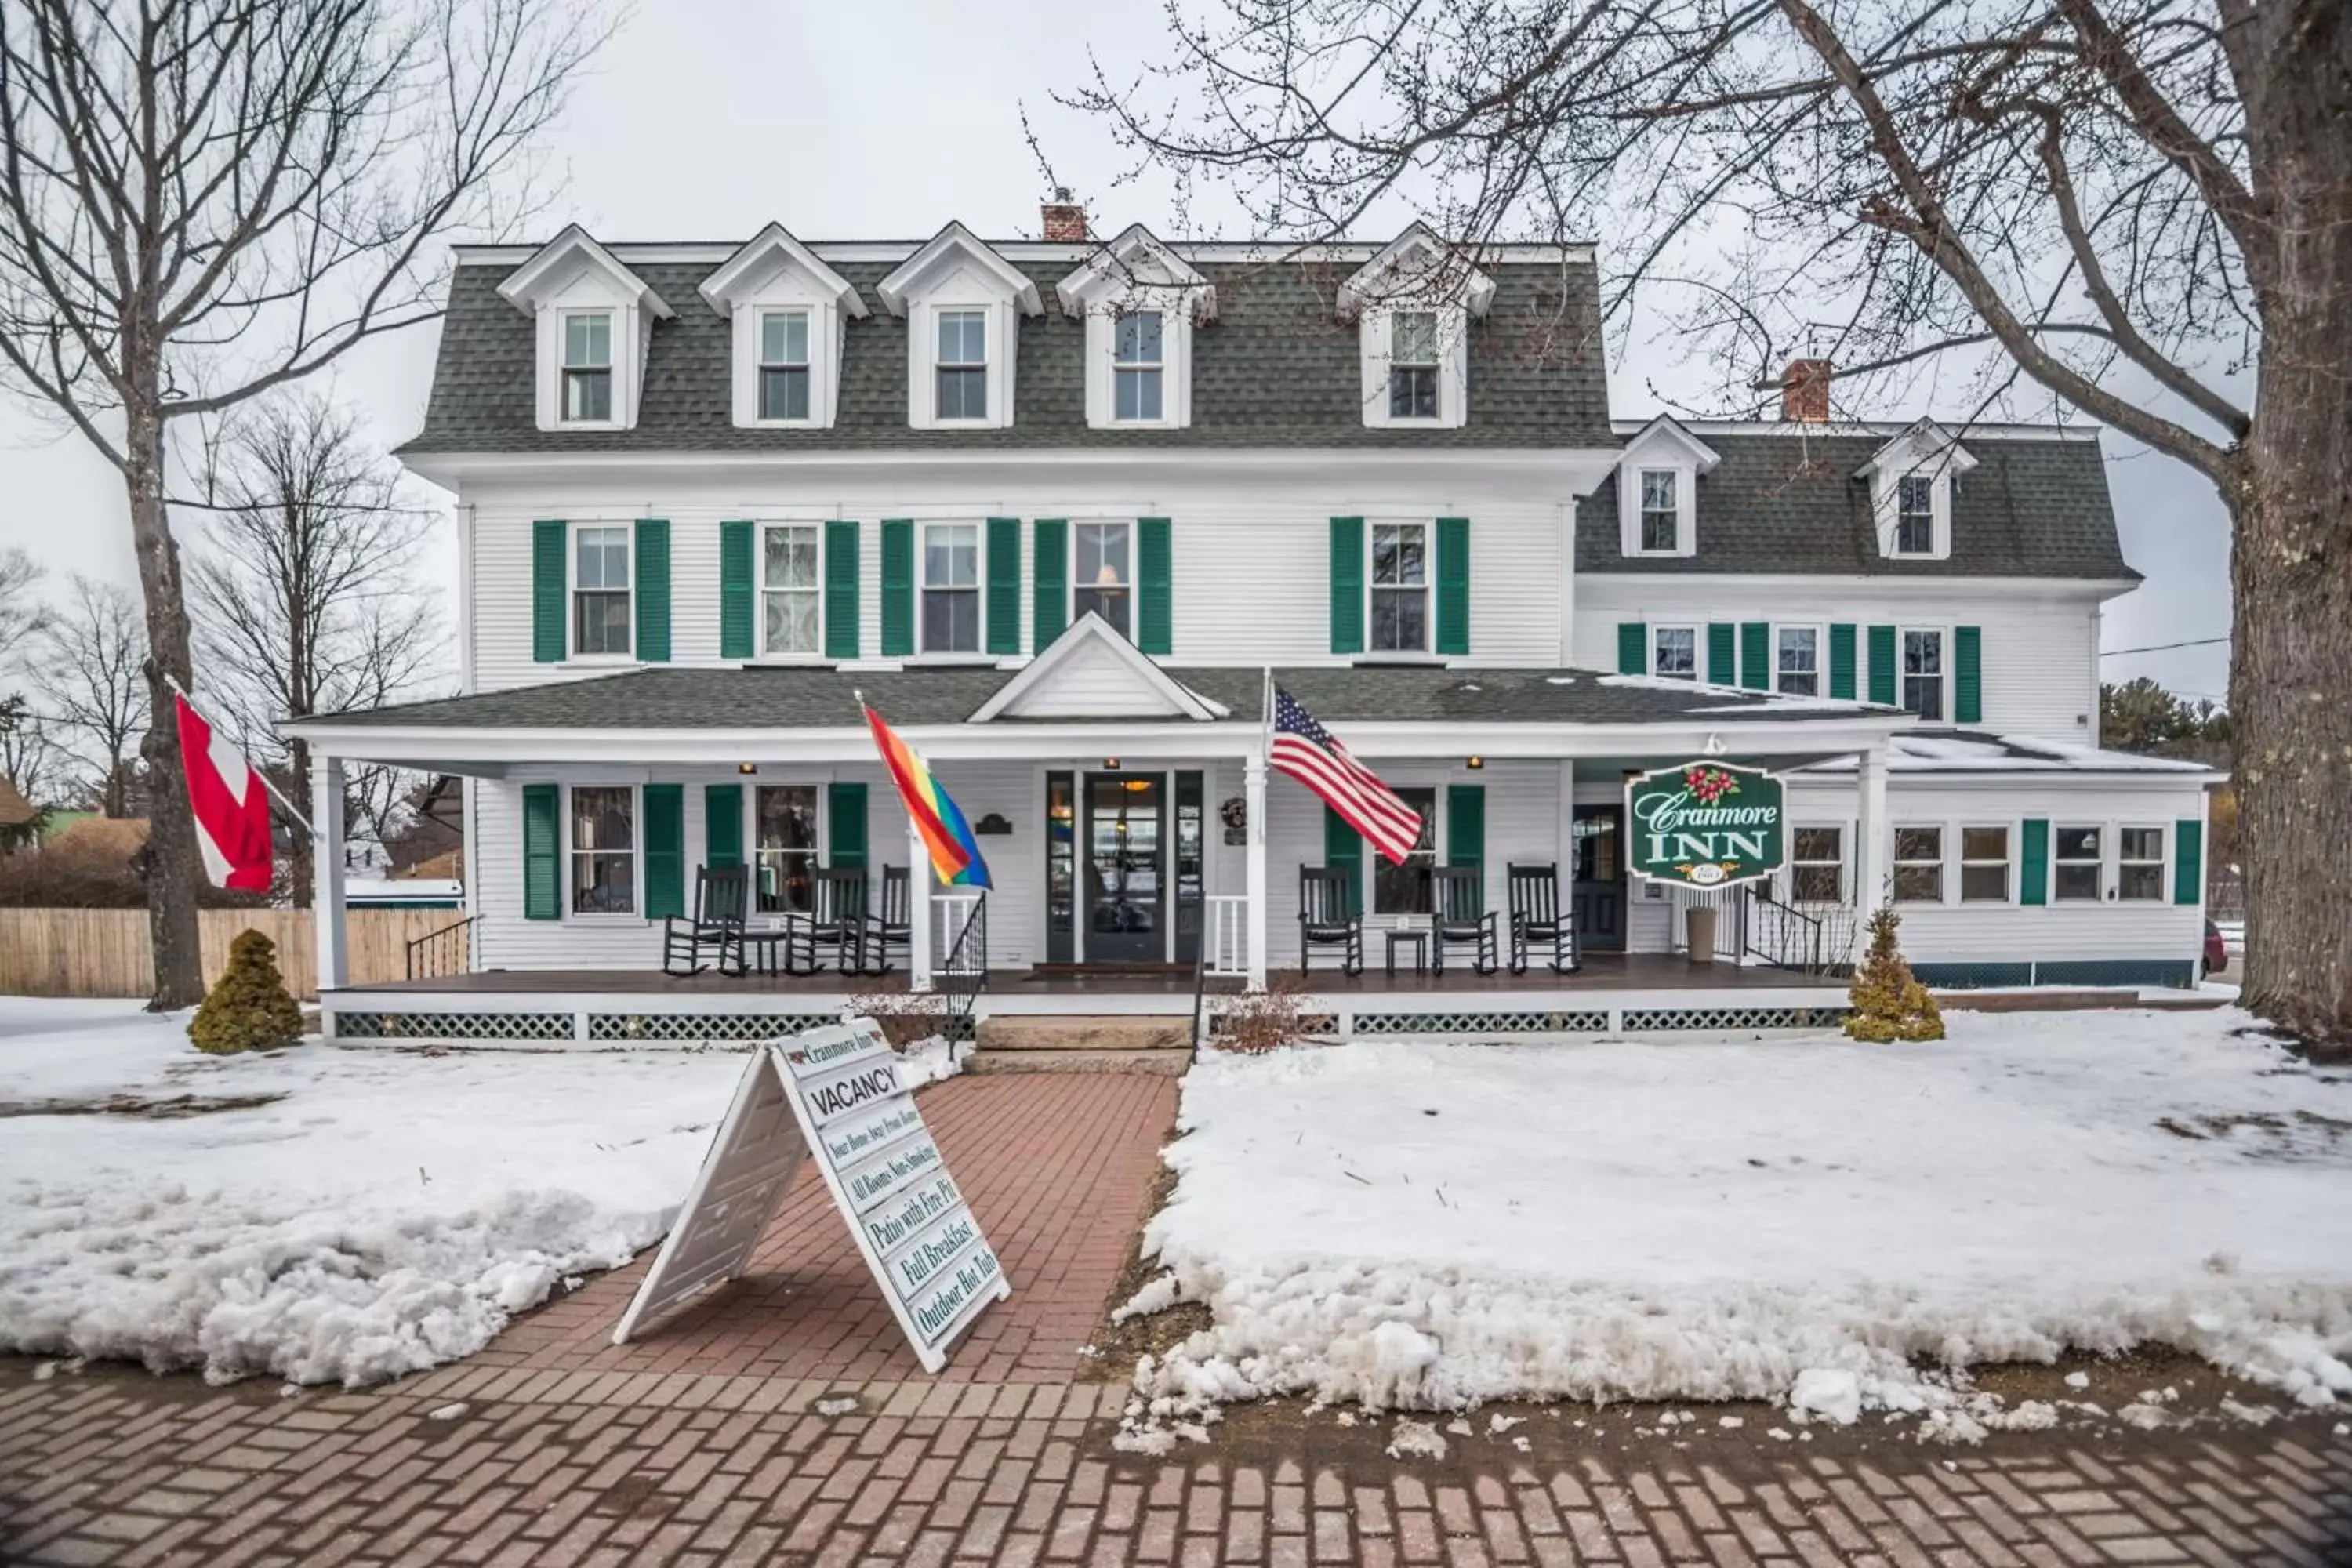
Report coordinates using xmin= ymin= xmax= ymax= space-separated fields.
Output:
xmin=285 ymin=212 xmax=2219 ymax=1045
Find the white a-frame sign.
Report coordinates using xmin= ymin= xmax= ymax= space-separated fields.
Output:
xmin=612 ymin=1019 xmax=1010 ymax=1373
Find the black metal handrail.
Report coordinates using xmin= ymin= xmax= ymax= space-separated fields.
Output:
xmin=938 ymin=892 xmax=989 ymax=1042
xmin=1741 ymin=887 xmax=1853 ymax=976
xmin=405 ymin=914 xmax=477 ymax=980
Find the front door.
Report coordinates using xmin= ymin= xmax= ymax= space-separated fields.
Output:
xmin=1083 ymin=773 xmax=1164 ymax=963
xmin=1571 ymin=805 xmax=1626 ymax=951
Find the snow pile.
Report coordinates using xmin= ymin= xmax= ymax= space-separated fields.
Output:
xmin=895 ymin=1034 xmax=971 ymax=1090
xmin=1127 ymin=1011 xmax=2352 ymax=1417
xmin=0 ymin=1000 xmax=744 ymax=1385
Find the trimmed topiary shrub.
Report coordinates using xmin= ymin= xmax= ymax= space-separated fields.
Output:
xmin=1844 ymin=906 xmax=1944 ymax=1043
xmin=189 ymin=928 xmax=304 ymax=1054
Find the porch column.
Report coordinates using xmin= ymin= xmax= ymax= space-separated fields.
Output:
xmin=311 ymin=756 xmax=348 ymax=999
xmin=1853 ymin=740 xmax=1889 ymax=956
xmin=1244 ymin=753 xmax=1269 ymax=989
xmin=907 ymin=822 xmax=934 ymax=992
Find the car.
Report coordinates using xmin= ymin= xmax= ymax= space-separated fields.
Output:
xmin=2203 ymin=917 xmax=2227 ymax=978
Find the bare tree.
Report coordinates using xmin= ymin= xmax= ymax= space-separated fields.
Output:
xmin=37 ymin=574 xmax=151 ymax=817
xmin=1077 ymin=0 xmax=2351 ymax=1050
xmin=191 ymin=392 xmax=443 ymax=902
xmin=0 ymin=0 xmax=604 ymax=1007
xmin=0 ymin=544 xmax=46 ymax=670
xmin=0 ymin=699 xmax=64 ymax=806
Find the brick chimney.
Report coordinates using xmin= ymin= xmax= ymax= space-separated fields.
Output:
xmin=1040 ymin=188 xmax=1087 ymax=243
xmin=1780 ymin=358 xmax=1833 ymax=422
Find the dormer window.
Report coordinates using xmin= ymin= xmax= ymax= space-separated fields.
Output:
xmin=1113 ymin=312 xmax=1163 ymax=422
xmin=1639 ymin=471 xmax=1680 ymax=552
xmin=758 ymin=310 xmax=811 ymax=421
xmin=562 ymin=314 xmax=612 ymax=423
xmin=1859 ymin=420 xmax=1976 ymax=560
xmin=1612 ymin=416 xmax=1719 ymax=558
xmin=935 ymin=310 xmax=989 ymax=421
xmin=699 ymin=223 xmax=866 ymax=430
xmin=500 ymin=227 xmax=673 ymax=434
xmin=1895 ymin=475 xmax=1935 ymax=555
xmin=1058 ymin=226 xmax=1209 ymax=431
xmin=1342 ymin=226 xmax=1494 ymax=432
xmin=1388 ymin=313 xmax=1440 ymax=419
xmin=878 ymin=223 xmax=1042 ymax=433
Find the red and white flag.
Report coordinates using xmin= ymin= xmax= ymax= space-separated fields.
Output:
xmin=173 ymin=692 xmax=273 ymax=891
xmin=1269 ymin=684 xmax=1425 ymax=865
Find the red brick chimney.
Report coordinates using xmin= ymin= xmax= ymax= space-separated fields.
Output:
xmin=1780 ymin=358 xmax=1833 ymax=422
xmin=1041 ymin=188 xmax=1087 ymax=243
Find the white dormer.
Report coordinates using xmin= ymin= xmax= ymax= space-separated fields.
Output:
xmin=1338 ymin=223 xmax=1495 ymax=430
xmin=499 ymin=226 xmax=674 ymax=434
xmin=697 ymin=223 xmax=868 ymax=430
xmin=1055 ymin=225 xmax=1214 ymax=431
xmin=1613 ymin=416 xmax=1722 ymax=558
xmin=876 ymin=223 xmax=1044 ymax=431
xmin=1857 ymin=419 xmax=1978 ymax=560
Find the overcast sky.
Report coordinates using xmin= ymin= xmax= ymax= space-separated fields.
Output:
xmin=0 ymin=0 xmax=2232 ymax=703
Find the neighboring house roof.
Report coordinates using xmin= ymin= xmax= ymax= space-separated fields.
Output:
xmin=1802 ymin=731 xmax=2221 ymax=778
xmin=295 ymin=665 xmax=1886 ymax=731
xmin=0 ymin=776 xmax=34 ymax=826
xmin=1577 ymin=429 xmax=2136 ymax=580
xmin=401 ymin=251 xmax=1612 ymax=454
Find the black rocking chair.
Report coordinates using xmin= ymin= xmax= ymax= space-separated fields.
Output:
xmin=1507 ymin=862 xmax=1576 ymax=974
xmin=800 ymin=867 xmax=872 ymax=974
xmin=1431 ymin=865 xmax=1499 ymax=975
xmin=662 ymin=864 xmax=750 ymax=976
xmin=1298 ymin=865 xmax=1363 ymax=976
xmin=862 ymin=865 xmax=912 ymax=975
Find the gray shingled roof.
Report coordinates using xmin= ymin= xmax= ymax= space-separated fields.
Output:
xmin=1577 ymin=431 xmax=2134 ymax=580
xmin=401 ymin=255 xmax=1612 ymax=453
xmin=297 ymin=665 xmax=1883 ymax=731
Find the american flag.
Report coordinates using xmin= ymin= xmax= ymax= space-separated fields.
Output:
xmin=1269 ymin=685 xmax=1424 ymax=865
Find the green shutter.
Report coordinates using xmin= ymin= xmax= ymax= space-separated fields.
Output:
xmin=1446 ymin=785 xmax=1484 ymax=873
xmin=985 ymin=517 xmax=1021 ymax=655
xmin=1329 ymin=517 xmax=1364 ymax=655
xmin=824 ymin=521 xmax=860 ymax=659
xmin=1138 ymin=516 xmax=1173 ymax=655
xmin=1867 ymin=624 xmax=1897 ymax=706
xmin=704 ymin=784 xmax=743 ymax=872
xmin=532 ymin=521 xmax=566 ymax=663
xmin=1435 ymin=517 xmax=1469 ymax=657
xmin=1954 ymin=625 xmax=1983 ymax=724
xmin=1617 ymin=622 xmax=1647 ymax=675
xmin=522 ymin=783 xmax=559 ymax=920
xmin=643 ymin=784 xmax=684 ymax=920
xmin=2020 ymin=818 xmax=2049 ymax=906
xmin=1323 ymin=804 xmax=1362 ymax=917
xmin=2174 ymin=819 xmax=2203 ymax=906
xmin=719 ymin=520 xmax=754 ymax=659
xmin=1828 ymin=623 xmax=1857 ymax=701
xmin=1707 ymin=623 xmax=1737 ymax=685
xmin=633 ymin=519 xmax=670 ymax=662
xmin=880 ymin=521 xmax=914 ymax=657
xmin=828 ymin=782 xmax=868 ymax=870
xmin=1740 ymin=622 xmax=1769 ymax=690
xmin=1032 ymin=518 xmax=1068 ymax=651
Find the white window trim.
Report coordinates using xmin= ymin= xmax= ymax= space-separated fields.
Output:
xmin=1083 ymin=301 xmax=1192 ymax=430
xmin=1896 ymin=624 xmax=1952 ymax=725
xmin=1787 ymin=822 xmax=1849 ymax=905
xmin=1358 ymin=305 xmax=1468 ymax=430
xmin=916 ymin=519 xmax=988 ymax=660
xmin=1891 ymin=473 xmax=1941 ymax=557
xmin=562 ymin=782 xmax=641 ymax=923
xmin=1612 ymin=419 xmax=1715 ymax=558
xmin=1958 ymin=822 xmax=2014 ymax=904
xmin=745 ymin=781 xmax=830 ymax=919
xmin=536 ymin=303 xmax=643 ymax=433
xmin=2051 ymin=822 xmax=2107 ymax=902
xmin=503 ymin=227 xmax=671 ymax=435
xmin=1362 ymin=518 xmax=1439 ymax=661
xmin=1650 ymin=622 xmax=1700 ymax=681
xmin=909 ymin=296 xmax=1018 ymax=431
xmin=732 ymin=302 xmax=840 ymax=430
xmin=1860 ymin=424 xmax=1974 ymax=561
xmin=756 ymin=521 xmax=827 ymax=662
xmin=1069 ymin=519 xmax=1138 ymax=638
xmin=1771 ymin=622 xmax=1827 ymax=698
xmin=1631 ymin=469 xmax=1686 ymax=555
xmin=567 ymin=522 xmax=635 ymax=664
xmin=2116 ymin=822 xmax=2169 ymax=902
xmin=1891 ymin=822 xmax=1947 ymax=905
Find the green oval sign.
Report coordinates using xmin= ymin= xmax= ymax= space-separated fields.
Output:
xmin=1625 ymin=760 xmax=1787 ymax=889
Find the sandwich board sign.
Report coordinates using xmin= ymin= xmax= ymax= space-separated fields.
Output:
xmin=612 ymin=1018 xmax=1010 ymax=1372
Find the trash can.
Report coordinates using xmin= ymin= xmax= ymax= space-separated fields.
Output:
xmin=1684 ymin=905 xmax=1718 ymax=964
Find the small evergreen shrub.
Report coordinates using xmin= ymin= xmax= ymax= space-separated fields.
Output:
xmin=189 ymin=929 xmax=305 ymax=1054
xmin=1844 ymin=906 xmax=1945 ymax=1043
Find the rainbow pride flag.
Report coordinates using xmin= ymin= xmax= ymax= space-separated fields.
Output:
xmin=862 ymin=701 xmax=992 ymax=889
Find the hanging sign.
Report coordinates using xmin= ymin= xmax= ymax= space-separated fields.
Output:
xmin=613 ymin=1019 xmax=1009 ymax=1372
xmin=1624 ymin=760 xmax=1788 ymax=889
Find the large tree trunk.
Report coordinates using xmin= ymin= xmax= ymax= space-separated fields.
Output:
xmin=125 ymin=401 xmax=206 ymax=1010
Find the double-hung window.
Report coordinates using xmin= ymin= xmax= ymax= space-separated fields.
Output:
xmin=1074 ymin=521 xmax=1132 ymax=637
xmin=562 ymin=312 xmax=613 ymax=423
xmin=2118 ymin=826 xmax=2166 ymax=900
xmin=1388 ymin=312 xmax=1439 ymax=419
xmin=761 ymin=523 xmax=820 ymax=655
xmin=754 ymin=785 xmax=819 ymax=914
xmin=1960 ymin=826 xmax=2010 ymax=902
xmin=1369 ymin=522 xmax=1428 ymax=652
xmin=1902 ymin=629 xmax=1945 ymax=720
xmin=1638 ymin=471 xmax=1679 ymax=552
xmin=1373 ymin=786 xmax=1439 ymax=915
xmin=2053 ymin=826 xmax=2102 ymax=900
xmin=1777 ymin=627 xmax=1820 ymax=696
xmin=935 ymin=310 xmax=988 ymax=420
xmin=1653 ymin=626 xmax=1697 ymax=680
xmin=1112 ymin=312 xmax=1163 ymax=423
xmin=1895 ymin=474 xmax=1935 ymax=554
xmin=758 ymin=310 xmax=811 ymax=421
xmin=572 ymin=525 xmax=631 ymax=656
xmin=921 ymin=522 xmax=982 ymax=653
xmin=1893 ymin=826 xmax=1944 ymax=902
xmin=1790 ymin=826 xmax=1844 ymax=902
xmin=570 ymin=786 xmax=634 ymax=914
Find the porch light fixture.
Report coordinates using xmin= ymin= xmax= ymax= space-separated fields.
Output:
xmin=1466 ymin=755 xmax=1485 ymax=770
xmin=738 ymin=762 xmax=757 ymax=775
xmin=1102 ymin=757 xmax=1121 ymax=770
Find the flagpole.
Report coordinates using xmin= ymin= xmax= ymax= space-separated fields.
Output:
xmin=162 ymin=673 xmax=317 ymax=838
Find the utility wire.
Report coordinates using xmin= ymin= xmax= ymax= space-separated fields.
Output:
xmin=2100 ymin=635 xmax=2230 ymax=658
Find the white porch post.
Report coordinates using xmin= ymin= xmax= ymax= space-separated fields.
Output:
xmin=1853 ymin=740 xmax=1889 ymax=956
xmin=908 ymin=822 xmax=934 ymax=992
xmin=311 ymin=756 xmax=348 ymax=999
xmin=1244 ymin=754 xmax=1269 ymax=990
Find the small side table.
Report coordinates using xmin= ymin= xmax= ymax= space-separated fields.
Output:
xmin=1384 ymin=928 xmax=1429 ymax=976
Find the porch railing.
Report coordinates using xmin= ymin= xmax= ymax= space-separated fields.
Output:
xmin=1203 ymin=895 xmax=1250 ymax=978
xmin=404 ymin=914 xmax=477 ymax=980
xmin=934 ymin=892 xmax=988 ymax=979
xmin=1742 ymin=890 xmax=1853 ymax=977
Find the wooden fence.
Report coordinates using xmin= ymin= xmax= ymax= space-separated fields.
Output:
xmin=0 ymin=908 xmax=462 ymax=1000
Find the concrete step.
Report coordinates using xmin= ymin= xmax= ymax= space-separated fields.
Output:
xmin=973 ymin=1014 xmax=1193 ymax=1053
xmin=966 ymin=1047 xmax=1192 ymax=1077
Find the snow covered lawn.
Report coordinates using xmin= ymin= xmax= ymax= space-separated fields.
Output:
xmin=1131 ymin=1010 xmax=2352 ymax=1421
xmin=0 ymin=1000 xmax=750 ymax=1387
